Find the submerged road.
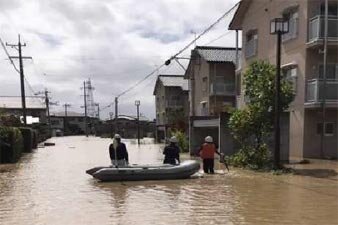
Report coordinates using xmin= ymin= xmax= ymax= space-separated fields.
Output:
xmin=0 ymin=136 xmax=337 ymax=225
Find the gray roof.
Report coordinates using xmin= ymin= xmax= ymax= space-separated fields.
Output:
xmin=196 ymin=46 xmax=241 ymax=64
xmin=117 ymin=115 xmax=149 ymax=122
xmin=0 ymin=96 xmax=46 ymax=109
xmin=51 ymin=111 xmax=84 ymax=117
xmin=159 ymin=75 xmax=188 ymax=91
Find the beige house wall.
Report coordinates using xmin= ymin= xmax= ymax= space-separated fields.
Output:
xmin=192 ymin=55 xmax=211 ymax=116
xmin=155 ymin=81 xmax=166 ymax=126
xmin=238 ymin=0 xmax=310 ymax=159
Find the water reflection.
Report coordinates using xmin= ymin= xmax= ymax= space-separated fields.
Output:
xmin=0 ymin=136 xmax=337 ymax=225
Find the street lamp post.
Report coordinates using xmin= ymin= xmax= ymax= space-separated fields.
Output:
xmin=270 ymin=18 xmax=289 ymax=169
xmin=135 ymin=100 xmax=141 ymax=145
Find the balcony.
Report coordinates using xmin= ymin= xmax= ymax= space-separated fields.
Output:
xmin=165 ymin=100 xmax=183 ymax=109
xmin=210 ymin=83 xmax=235 ymax=96
xmin=305 ymin=79 xmax=338 ymax=108
xmin=307 ymin=15 xmax=338 ymax=48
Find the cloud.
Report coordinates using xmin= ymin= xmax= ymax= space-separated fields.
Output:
xmin=0 ymin=0 xmax=240 ymax=120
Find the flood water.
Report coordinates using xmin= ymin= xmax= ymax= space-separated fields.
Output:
xmin=0 ymin=136 xmax=337 ymax=225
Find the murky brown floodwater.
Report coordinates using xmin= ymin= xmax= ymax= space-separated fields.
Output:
xmin=0 ymin=136 xmax=338 ymax=225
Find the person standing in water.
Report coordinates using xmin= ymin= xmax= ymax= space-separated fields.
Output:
xmin=163 ymin=136 xmax=180 ymax=165
xmin=109 ymin=134 xmax=129 ymax=167
xmin=199 ymin=136 xmax=223 ymax=174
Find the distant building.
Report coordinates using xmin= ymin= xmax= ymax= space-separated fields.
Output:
xmin=153 ymin=75 xmax=189 ymax=142
xmin=96 ymin=115 xmax=156 ymax=139
xmin=0 ymin=96 xmax=47 ymax=124
xmin=184 ymin=46 xmax=240 ymax=155
xmin=50 ymin=111 xmax=98 ymax=136
xmin=229 ymin=0 xmax=338 ymax=160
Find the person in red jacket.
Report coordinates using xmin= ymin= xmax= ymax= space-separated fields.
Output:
xmin=199 ymin=136 xmax=223 ymax=174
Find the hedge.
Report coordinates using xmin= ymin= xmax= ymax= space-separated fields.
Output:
xmin=19 ymin=127 xmax=33 ymax=153
xmin=0 ymin=126 xmax=23 ymax=163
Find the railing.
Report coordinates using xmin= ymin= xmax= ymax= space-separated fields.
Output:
xmin=306 ymin=79 xmax=338 ymax=103
xmin=165 ymin=100 xmax=183 ymax=108
xmin=210 ymin=83 xmax=235 ymax=96
xmin=308 ymin=15 xmax=338 ymax=42
xmin=245 ymin=38 xmax=257 ymax=58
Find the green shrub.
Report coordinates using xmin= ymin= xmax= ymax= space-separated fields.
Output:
xmin=19 ymin=127 xmax=33 ymax=153
xmin=0 ymin=126 xmax=23 ymax=163
xmin=228 ymin=144 xmax=271 ymax=170
xmin=170 ymin=130 xmax=189 ymax=153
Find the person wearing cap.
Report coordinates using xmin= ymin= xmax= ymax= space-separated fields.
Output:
xmin=199 ymin=136 xmax=222 ymax=174
xmin=109 ymin=134 xmax=129 ymax=167
xmin=163 ymin=136 xmax=181 ymax=165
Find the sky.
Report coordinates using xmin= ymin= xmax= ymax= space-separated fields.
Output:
xmin=0 ymin=0 xmax=240 ymax=120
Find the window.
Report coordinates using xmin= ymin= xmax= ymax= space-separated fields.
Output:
xmin=320 ymin=3 xmax=338 ymax=16
xmin=317 ymin=122 xmax=335 ymax=136
xmin=282 ymin=8 xmax=299 ymax=41
xmin=202 ymin=77 xmax=208 ymax=92
xmin=201 ymin=102 xmax=208 ymax=116
xmin=319 ymin=64 xmax=338 ymax=79
xmin=283 ymin=67 xmax=298 ymax=93
xmin=245 ymin=30 xmax=258 ymax=58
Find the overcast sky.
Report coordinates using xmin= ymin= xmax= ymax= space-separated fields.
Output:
xmin=0 ymin=0 xmax=240 ymax=120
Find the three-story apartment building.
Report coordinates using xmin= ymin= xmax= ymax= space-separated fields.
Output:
xmin=184 ymin=46 xmax=240 ymax=155
xmin=153 ymin=75 xmax=189 ymax=142
xmin=229 ymin=0 xmax=338 ymax=160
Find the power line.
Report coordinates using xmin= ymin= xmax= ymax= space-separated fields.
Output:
xmin=117 ymin=63 xmax=166 ymax=97
xmin=0 ymin=37 xmax=20 ymax=73
xmin=202 ymin=30 xmax=234 ymax=46
xmin=170 ymin=2 xmax=240 ymax=60
xmin=116 ymin=2 xmax=240 ymax=99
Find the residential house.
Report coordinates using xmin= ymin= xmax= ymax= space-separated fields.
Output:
xmin=153 ymin=75 xmax=189 ymax=142
xmin=96 ymin=115 xmax=156 ymax=139
xmin=50 ymin=111 xmax=98 ymax=136
xmin=229 ymin=0 xmax=338 ymax=160
xmin=0 ymin=96 xmax=47 ymax=124
xmin=184 ymin=46 xmax=240 ymax=155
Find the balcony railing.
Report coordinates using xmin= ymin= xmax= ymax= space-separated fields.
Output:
xmin=306 ymin=79 xmax=338 ymax=103
xmin=308 ymin=15 xmax=338 ymax=42
xmin=165 ymin=100 xmax=183 ymax=108
xmin=245 ymin=39 xmax=257 ymax=58
xmin=210 ymin=83 xmax=235 ymax=96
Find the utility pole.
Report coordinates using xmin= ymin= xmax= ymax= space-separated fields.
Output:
xmin=135 ymin=100 xmax=141 ymax=145
xmin=83 ymin=81 xmax=88 ymax=137
xmin=63 ymin=103 xmax=71 ymax=135
xmin=6 ymin=35 xmax=32 ymax=125
xmin=114 ymin=97 xmax=118 ymax=134
xmin=95 ymin=103 xmax=100 ymax=119
xmin=45 ymin=89 xmax=51 ymax=134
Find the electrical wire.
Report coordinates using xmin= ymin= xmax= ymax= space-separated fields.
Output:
xmin=169 ymin=2 xmax=240 ymax=60
xmin=1 ymin=36 xmax=37 ymax=95
xmin=0 ymin=37 xmax=20 ymax=73
xmin=116 ymin=2 xmax=240 ymax=99
xmin=202 ymin=30 xmax=234 ymax=46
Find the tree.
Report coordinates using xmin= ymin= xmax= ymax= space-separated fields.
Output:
xmin=228 ymin=61 xmax=294 ymax=169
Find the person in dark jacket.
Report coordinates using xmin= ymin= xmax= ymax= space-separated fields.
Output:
xmin=163 ymin=136 xmax=180 ymax=165
xmin=109 ymin=134 xmax=129 ymax=167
